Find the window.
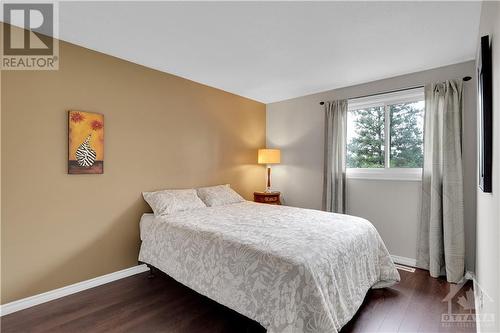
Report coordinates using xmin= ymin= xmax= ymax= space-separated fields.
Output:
xmin=346 ymin=88 xmax=424 ymax=180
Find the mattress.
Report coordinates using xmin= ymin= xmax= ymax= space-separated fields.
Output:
xmin=139 ymin=202 xmax=400 ymax=333
xmin=139 ymin=213 xmax=155 ymax=241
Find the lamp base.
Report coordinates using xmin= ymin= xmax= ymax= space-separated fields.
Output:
xmin=264 ymin=187 xmax=279 ymax=194
xmin=265 ymin=167 xmax=273 ymax=193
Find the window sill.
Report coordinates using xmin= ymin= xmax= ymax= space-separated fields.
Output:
xmin=346 ymin=168 xmax=422 ymax=181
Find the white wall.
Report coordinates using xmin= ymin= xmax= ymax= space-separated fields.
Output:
xmin=267 ymin=61 xmax=477 ymax=269
xmin=475 ymin=2 xmax=500 ymax=332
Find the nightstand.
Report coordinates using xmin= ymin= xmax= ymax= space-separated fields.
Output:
xmin=254 ymin=191 xmax=281 ymax=205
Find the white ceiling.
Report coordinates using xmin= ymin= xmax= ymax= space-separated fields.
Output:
xmin=53 ymin=2 xmax=482 ymax=103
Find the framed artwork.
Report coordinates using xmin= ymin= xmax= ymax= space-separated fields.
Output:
xmin=68 ymin=110 xmax=104 ymax=174
xmin=477 ymin=35 xmax=492 ymax=193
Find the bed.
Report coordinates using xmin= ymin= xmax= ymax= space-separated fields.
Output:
xmin=138 ymin=201 xmax=400 ymax=333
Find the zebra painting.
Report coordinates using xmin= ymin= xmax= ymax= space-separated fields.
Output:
xmin=68 ymin=110 xmax=104 ymax=174
xmin=75 ymin=134 xmax=97 ymax=167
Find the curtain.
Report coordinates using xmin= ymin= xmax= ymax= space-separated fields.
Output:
xmin=416 ymin=80 xmax=465 ymax=283
xmin=323 ymin=99 xmax=348 ymax=213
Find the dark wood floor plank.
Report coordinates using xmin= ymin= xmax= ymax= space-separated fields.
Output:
xmin=3 ymin=274 xmax=161 ymax=333
xmin=339 ymin=268 xmax=475 ymax=333
xmin=1 ymin=268 xmax=475 ymax=333
xmin=396 ymin=269 xmax=441 ymax=332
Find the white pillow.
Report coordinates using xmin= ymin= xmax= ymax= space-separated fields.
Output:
xmin=142 ymin=189 xmax=206 ymax=217
xmin=196 ymin=184 xmax=245 ymax=207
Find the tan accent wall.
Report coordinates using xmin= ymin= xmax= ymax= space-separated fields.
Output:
xmin=1 ymin=35 xmax=265 ymax=303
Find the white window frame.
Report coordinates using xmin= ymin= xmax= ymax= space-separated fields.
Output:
xmin=346 ymin=87 xmax=424 ymax=181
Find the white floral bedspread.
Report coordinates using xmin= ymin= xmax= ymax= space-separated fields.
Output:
xmin=138 ymin=202 xmax=400 ymax=333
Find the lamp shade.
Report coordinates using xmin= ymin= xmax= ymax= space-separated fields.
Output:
xmin=258 ymin=149 xmax=281 ymax=164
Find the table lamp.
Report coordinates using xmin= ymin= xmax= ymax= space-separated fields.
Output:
xmin=258 ymin=149 xmax=281 ymax=193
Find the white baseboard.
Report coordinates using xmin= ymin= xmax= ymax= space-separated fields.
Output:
xmin=0 ymin=264 xmax=149 ymax=317
xmin=391 ymin=254 xmax=417 ymax=267
xmin=471 ymin=274 xmax=482 ymax=333
xmin=390 ymin=256 xmax=476 ymax=282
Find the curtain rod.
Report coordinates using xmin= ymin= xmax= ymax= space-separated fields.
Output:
xmin=319 ymin=76 xmax=472 ymax=105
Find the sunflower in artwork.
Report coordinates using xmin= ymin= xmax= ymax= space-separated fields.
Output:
xmin=70 ymin=112 xmax=85 ymax=123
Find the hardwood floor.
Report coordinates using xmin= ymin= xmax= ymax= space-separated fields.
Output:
xmin=341 ymin=268 xmax=475 ymax=333
xmin=1 ymin=268 xmax=475 ymax=333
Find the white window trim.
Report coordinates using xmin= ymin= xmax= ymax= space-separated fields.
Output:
xmin=346 ymin=87 xmax=424 ymax=181
xmin=347 ymin=88 xmax=424 ymax=111
xmin=346 ymin=168 xmax=422 ymax=181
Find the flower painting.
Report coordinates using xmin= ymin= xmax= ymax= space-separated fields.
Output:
xmin=68 ymin=111 xmax=104 ymax=174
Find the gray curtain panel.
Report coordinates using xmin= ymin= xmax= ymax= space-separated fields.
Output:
xmin=323 ymin=99 xmax=348 ymax=213
xmin=417 ymin=80 xmax=465 ymax=283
